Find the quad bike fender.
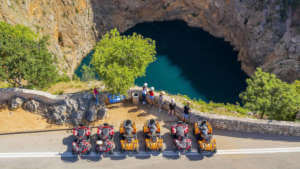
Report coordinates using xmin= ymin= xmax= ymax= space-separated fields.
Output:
xmin=199 ymin=138 xmax=216 ymax=151
xmin=73 ymin=128 xmax=77 ymax=136
xmin=194 ymin=123 xmax=200 ymax=135
xmin=120 ymin=126 xmax=125 ymax=134
xmin=171 ymin=126 xmax=176 ymax=134
xmin=121 ymin=139 xmax=139 ymax=150
xmin=183 ymin=125 xmax=189 ymax=134
xmin=145 ymin=138 xmax=163 ymax=150
xmin=132 ymin=123 xmax=137 ymax=133
xmin=207 ymin=124 xmax=213 ymax=134
xmin=96 ymin=141 xmax=114 ymax=153
xmin=143 ymin=126 xmax=149 ymax=133
xmin=85 ymin=128 xmax=91 ymax=136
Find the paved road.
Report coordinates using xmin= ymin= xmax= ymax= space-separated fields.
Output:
xmin=0 ymin=130 xmax=300 ymax=169
xmin=1 ymin=153 xmax=300 ymax=169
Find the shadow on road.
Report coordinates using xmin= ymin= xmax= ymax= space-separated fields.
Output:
xmin=214 ymin=129 xmax=300 ymax=142
xmin=61 ymin=135 xmax=79 ymax=162
xmin=61 ymin=134 xmax=103 ymax=162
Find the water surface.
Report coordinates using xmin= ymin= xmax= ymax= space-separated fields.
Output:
xmin=76 ymin=20 xmax=248 ymax=103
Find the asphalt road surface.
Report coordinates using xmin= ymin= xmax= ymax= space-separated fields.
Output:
xmin=0 ymin=129 xmax=300 ymax=169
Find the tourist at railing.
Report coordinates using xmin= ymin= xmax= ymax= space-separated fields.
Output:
xmin=183 ymin=101 xmax=191 ymax=123
xmin=169 ymin=98 xmax=176 ymax=116
xmin=142 ymin=83 xmax=148 ymax=104
xmin=158 ymin=91 xmax=165 ymax=112
xmin=149 ymin=87 xmax=155 ymax=107
xmin=93 ymin=87 xmax=99 ymax=105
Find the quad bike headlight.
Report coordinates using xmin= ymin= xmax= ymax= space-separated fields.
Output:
xmin=96 ymin=140 xmax=103 ymax=145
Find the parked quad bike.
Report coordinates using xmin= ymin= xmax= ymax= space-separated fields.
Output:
xmin=95 ymin=123 xmax=115 ymax=154
xmin=143 ymin=119 xmax=163 ymax=152
xmin=171 ymin=121 xmax=192 ymax=152
xmin=72 ymin=126 xmax=92 ymax=155
xmin=193 ymin=120 xmax=217 ymax=153
xmin=119 ymin=120 xmax=139 ymax=152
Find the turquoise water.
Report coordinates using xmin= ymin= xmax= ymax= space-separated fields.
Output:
xmin=76 ymin=20 xmax=248 ymax=103
xmin=136 ymin=55 xmax=205 ymax=100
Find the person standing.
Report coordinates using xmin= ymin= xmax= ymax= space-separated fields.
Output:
xmin=93 ymin=87 xmax=99 ymax=105
xmin=169 ymin=98 xmax=176 ymax=116
xmin=149 ymin=87 xmax=155 ymax=107
xmin=158 ymin=91 xmax=165 ymax=112
xmin=142 ymin=83 xmax=148 ymax=104
xmin=183 ymin=101 xmax=191 ymax=123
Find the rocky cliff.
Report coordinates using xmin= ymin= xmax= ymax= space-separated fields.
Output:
xmin=0 ymin=88 xmax=107 ymax=125
xmin=0 ymin=0 xmax=299 ymax=81
xmin=0 ymin=0 xmax=96 ymax=76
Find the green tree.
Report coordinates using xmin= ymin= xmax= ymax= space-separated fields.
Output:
xmin=92 ymin=29 xmax=156 ymax=94
xmin=240 ymin=68 xmax=300 ymax=120
xmin=293 ymin=80 xmax=300 ymax=95
xmin=80 ymin=65 xmax=96 ymax=81
xmin=0 ymin=22 xmax=58 ymax=89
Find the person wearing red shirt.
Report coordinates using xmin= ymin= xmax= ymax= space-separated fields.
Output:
xmin=93 ymin=88 xmax=99 ymax=105
xmin=149 ymin=87 xmax=155 ymax=107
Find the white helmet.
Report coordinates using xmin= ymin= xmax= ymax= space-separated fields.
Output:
xmin=171 ymin=98 xmax=175 ymax=102
xmin=150 ymin=87 xmax=154 ymax=91
xmin=143 ymin=83 xmax=148 ymax=87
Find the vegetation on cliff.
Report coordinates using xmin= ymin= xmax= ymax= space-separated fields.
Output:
xmin=92 ymin=29 xmax=156 ymax=95
xmin=173 ymin=69 xmax=300 ymax=121
xmin=0 ymin=22 xmax=59 ymax=89
xmin=240 ymin=68 xmax=300 ymax=121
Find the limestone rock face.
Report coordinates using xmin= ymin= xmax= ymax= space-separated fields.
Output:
xmin=10 ymin=97 xmax=24 ymax=110
xmin=0 ymin=0 xmax=299 ymax=81
xmin=86 ymin=97 xmax=106 ymax=122
xmin=0 ymin=0 xmax=96 ymax=76
xmin=48 ymin=104 xmax=67 ymax=124
xmin=0 ymin=88 xmax=108 ymax=125
xmin=23 ymin=99 xmax=40 ymax=113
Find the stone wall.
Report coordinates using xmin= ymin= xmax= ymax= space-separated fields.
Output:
xmin=0 ymin=88 xmax=107 ymax=125
xmin=128 ymin=89 xmax=300 ymax=136
xmin=1 ymin=88 xmax=300 ymax=136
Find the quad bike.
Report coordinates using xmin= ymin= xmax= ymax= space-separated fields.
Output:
xmin=95 ymin=123 xmax=115 ymax=154
xmin=72 ymin=125 xmax=92 ymax=155
xmin=193 ymin=120 xmax=216 ymax=153
xmin=143 ymin=119 xmax=163 ymax=152
xmin=119 ymin=120 xmax=139 ymax=152
xmin=170 ymin=121 xmax=192 ymax=152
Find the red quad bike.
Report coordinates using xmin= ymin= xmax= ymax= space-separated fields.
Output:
xmin=72 ymin=125 xmax=92 ymax=155
xmin=171 ymin=121 xmax=192 ymax=152
xmin=95 ymin=123 xmax=115 ymax=154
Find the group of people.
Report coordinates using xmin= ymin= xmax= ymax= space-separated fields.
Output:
xmin=92 ymin=83 xmax=192 ymax=123
xmin=141 ymin=82 xmax=191 ymax=123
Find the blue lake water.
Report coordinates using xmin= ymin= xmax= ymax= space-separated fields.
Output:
xmin=76 ymin=20 xmax=248 ymax=103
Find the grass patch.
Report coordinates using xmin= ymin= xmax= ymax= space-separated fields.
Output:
xmin=165 ymin=93 xmax=255 ymax=119
xmin=46 ymin=80 xmax=105 ymax=94
xmin=0 ymin=81 xmax=10 ymax=88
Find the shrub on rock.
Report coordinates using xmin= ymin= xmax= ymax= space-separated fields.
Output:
xmin=0 ymin=22 xmax=59 ymax=89
xmin=240 ymin=68 xmax=300 ymax=121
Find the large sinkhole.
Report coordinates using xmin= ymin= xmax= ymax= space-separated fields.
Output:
xmin=76 ymin=20 xmax=248 ymax=103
